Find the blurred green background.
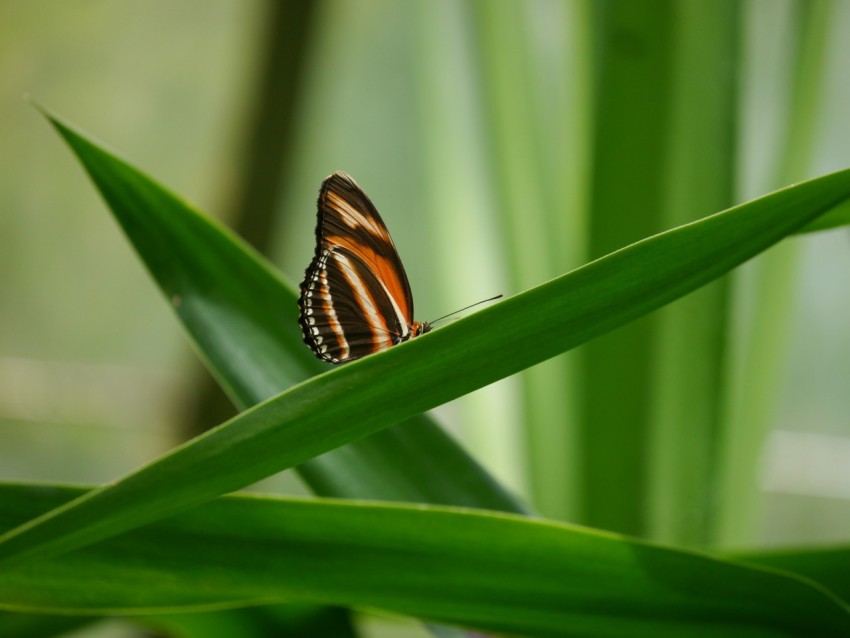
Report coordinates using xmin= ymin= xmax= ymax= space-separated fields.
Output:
xmin=1 ymin=1 xmax=850 ymax=635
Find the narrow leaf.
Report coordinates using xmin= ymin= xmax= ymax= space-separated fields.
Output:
xmin=646 ymin=0 xmax=739 ymax=547
xmin=1 ymin=484 xmax=847 ymax=638
xmin=714 ymin=0 xmax=839 ymax=546
xmin=797 ymin=197 xmax=850 ymax=234
xmin=2 ymin=119 xmax=849 ymax=569
xmin=580 ymin=0 xmax=676 ymax=537
xmin=0 ymin=611 xmax=96 ymax=638
xmin=37 ymin=110 xmax=522 ymax=513
xmin=735 ymin=545 xmax=850 ymax=603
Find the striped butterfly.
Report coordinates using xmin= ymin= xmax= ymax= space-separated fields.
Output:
xmin=298 ymin=172 xmax=430 ymax=364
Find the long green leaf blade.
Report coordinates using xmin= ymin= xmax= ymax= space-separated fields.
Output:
xmin=0 ymin=611 xmax=95 ymax=638
xmin=2 ymin=121 xmax=850 ymax=569
xmin=581 ymin=0 xmax=676 ymax=537
xmin=797 ymin=197 xmax=850 ymax=234
xmin=1 ymin=484 xmax=847 ymax=637
xmin=715 ymin=0 xmax=840 ymax=547
xmin=35 ymin=111 xmax=521 ymax=514
xmin=469 ymin=0 xmax=582 ymax=521
xmin=735 ymin=545 xmax=850 ymax=603
xmin=146 ymin=606 xmax=357 ymax=638
xmin=646 ymin=0 xmax=739 ymax=547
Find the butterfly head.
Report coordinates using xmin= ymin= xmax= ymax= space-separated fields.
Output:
xmin=412 ymin=321 xmax=431 ymax=338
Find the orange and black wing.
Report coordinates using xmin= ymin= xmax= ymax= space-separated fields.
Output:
xmin=298 ymin=172 xmax=417 ymax=363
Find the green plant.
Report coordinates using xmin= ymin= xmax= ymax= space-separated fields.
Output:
xmin=3 ymin=2 xmax=850 ymax=637
xmin=0 ymin=105 xmax=848 ymax=636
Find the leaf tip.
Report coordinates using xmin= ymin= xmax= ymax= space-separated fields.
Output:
xmin=24 ymin=94 xmax=53 ymax=120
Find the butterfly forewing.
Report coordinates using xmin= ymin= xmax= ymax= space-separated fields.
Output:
xmin=317 ymin=173 xmax=415 ymax=321
xmin=299 ymin=172 xmax=427 ymax=364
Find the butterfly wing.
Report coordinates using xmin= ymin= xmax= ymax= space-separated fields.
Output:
xmin=298 ymin=172 xmax=416 ymax=363
xmin=316 ymin=172 xmax=415 ymax=321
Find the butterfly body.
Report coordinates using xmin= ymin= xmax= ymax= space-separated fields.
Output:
xmin=298 ymin=172 xmax=430 ymax=364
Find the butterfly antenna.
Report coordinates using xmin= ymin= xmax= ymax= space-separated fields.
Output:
xmin=430 ymin=294 xmax=503 ymax=325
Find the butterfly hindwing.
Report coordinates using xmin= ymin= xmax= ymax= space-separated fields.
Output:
xmin=300 ymin=247 xmax=405 ymax=363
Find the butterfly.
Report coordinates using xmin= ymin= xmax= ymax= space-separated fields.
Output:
xmin=298 ymin=172 xmax=431 ymax=364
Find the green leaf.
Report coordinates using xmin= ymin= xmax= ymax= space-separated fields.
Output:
xmin=735 ymin=545 xmax=850 ymax=604
xmin=713 ymin=0 xmax=839 ymax=546
xmin=3 ymin=118 xmax=850 ymax=568
xmin=36 ymin=110 xmax=522 ymax=514
xmin=144 ymin=605 xmax=357 ymax=638
xmin=1 ymin=484 xmax=847 ymax=638
xmin=469 ymin=0 xmax=584 ymax=521
xmin=580 ymin=0 xmax=680 ymax=537
xmin=797 ymin=197 xmax=850 ymax=234
xmin=645 ymin=0 xmax=739 ymax=547
xmin=0 ymin=611 xmax=96 ymax=638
